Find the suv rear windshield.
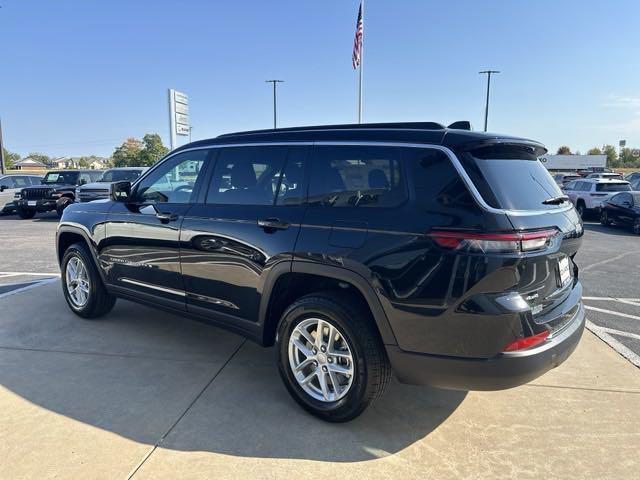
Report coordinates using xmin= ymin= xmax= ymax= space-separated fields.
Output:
xmin=460 ymin=145 xmax=563 ymax=211
xmin=595 ymin=183 xmax=630 ymax=192
xmin=99 ymin=169 xmax=143 ymax=182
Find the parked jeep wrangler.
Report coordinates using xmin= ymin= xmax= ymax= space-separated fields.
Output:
xmin=16 ymin=170 xmax=103 ymax=219
xmin=56 ymin=122 xmax=585 ymax=422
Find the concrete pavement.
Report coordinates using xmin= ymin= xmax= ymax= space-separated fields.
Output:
xmin=0 ymin=281 xmax=639 ymax=479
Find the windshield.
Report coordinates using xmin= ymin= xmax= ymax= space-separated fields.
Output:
xmin=42 ymin=172 xmax=79 ymax=185
xmin=461 ymin=145 xmax=564 ymax=210
xmin=596 ymin=183 xmax=631 ymax=192
xmin=99 ymin=169 xmax=143 ymax=182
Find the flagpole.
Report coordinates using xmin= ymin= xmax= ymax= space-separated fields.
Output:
xmin=358 ymin=0 xmax=364 ymax=124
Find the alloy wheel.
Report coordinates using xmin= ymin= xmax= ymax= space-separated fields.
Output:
xmin=288 ymin=317 xmax=355 ymax=402
xmin=65 ymin=256 xmax=90 ymax=307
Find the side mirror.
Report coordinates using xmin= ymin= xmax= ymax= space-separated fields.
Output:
xmin=0 ymin=185 xmax=6 ymax=192
xmin=623 ymin=201 xmax=632 ymax=208
xmin=110 ymin=181 xmax=132 ymax=202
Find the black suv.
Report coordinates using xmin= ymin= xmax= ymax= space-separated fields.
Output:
xmin=56 ymin=123 xmax=585 ymax=422
xmin=17 ymin=170 xmax=103 ymax=218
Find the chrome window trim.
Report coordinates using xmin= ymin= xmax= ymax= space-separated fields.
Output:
xmin=142 ymin=141 xmax=572 ymax=217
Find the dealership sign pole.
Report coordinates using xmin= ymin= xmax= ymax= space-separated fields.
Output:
xmin=168 ymin=89 xmax=190 ymax=150
xmin=0 ymin=118 xmax=5 ymax=175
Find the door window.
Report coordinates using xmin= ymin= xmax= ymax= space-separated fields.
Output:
xmin=275 ymin=147 xmax=309 ymax=206
xmin=308 ymin=145 xmax=406 ymax=207
xmin=205 ymin=146 xmax=288 ymax=205
xmin=135 ymin=150 xmax=209 ymax=203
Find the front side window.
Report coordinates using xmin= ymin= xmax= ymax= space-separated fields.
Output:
xmin=206 ymin=146 xmax=288 ymax=205
xmin=308 ymin=146 xmax=406 ymax=207
xmin=136 ymin=150 xmax=208 ymax=203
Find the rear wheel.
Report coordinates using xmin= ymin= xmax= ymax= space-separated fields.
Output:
xmin=61 ymin=242 xmax=116 ymax=318
xmin=276 ymin=292 xmax=391 ymax=422
xmin=600 ymin=210 xmax=611 ymax=226
xmin=17 ymin=208 xmax=36 ymax=219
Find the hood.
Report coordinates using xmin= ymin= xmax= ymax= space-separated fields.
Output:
xmin=77 ymin=182 xmax=110 ymax=191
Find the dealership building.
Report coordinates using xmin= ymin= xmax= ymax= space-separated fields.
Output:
xmin=538 ymin=154 xmax=607 ymax=172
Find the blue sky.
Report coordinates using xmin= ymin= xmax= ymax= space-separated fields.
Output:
xmin=1 ymin=0 xmax=639 ymax=157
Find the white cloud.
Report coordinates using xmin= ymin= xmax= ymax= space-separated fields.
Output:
xmin=602 ymin=94 xmax=640 ymax=109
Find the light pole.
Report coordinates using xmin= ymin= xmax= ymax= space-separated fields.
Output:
xmin=265 ymin=80 xmax=284 ymax=129
xmin=0 ymin=118 xmax=5 ymax=175
xmin=479 ymin=70 xmax=500 ymax=132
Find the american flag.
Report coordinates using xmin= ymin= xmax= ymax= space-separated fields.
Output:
xmin=352 ymin=2 xmax=363 ymax=69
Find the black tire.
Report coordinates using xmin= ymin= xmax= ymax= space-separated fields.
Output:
xmin=56 ymin=197 xmax=73 ymax=218
xmin=634 ymin=218 xmax=640 ymax=235
xmin=576 ymin=201 xmax=585 ymax=218
xmin=600 ymin=210 xmax=611 ymax=226
xmin=61 ymin=242 xmax=116 ymax=319
xmin=276 ymin=292 xmax=391 ymax=422
xmin=17 ymin=208 xmax=36 ymax=219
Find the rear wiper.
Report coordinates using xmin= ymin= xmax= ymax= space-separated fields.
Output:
xmin=542 ymin=195 xmax=569 ymax=205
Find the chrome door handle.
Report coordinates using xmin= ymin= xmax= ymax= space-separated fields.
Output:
xmin=156 ymin=212 xmax=179 ymax=223
xmin=258 ymin=218 xmax=289 ymax=231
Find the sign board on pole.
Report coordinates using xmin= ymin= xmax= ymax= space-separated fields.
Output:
xmin=619 ymin=140 xmax=626 ymax=148
xmin=168 ymin=89 xmax=190 ymax=149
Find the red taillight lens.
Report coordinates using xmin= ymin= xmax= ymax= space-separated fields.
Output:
xmin=503 ymin=330 xmax=550 ymax=352
xmin=429 ymin=229 xmax=559 ymax=253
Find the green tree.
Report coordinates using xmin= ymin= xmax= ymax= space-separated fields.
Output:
xmin=602 ymin=144 xmax=618 ymax=167
xmin=77 ymin=157 xmax=91 ymax=168
xmin=618 ymin=148 xmax=640 ymax=167
xmin=587 ymin=147 xmax=602 ymax=155
xmin=556 ymin=146 xmax=572 ymax=155
xmin=112 ymin=138 xmax=143 ymax=167
xmin=138 ymin=133 xmax=169 ymax=166
xmin=2 ymin=147 xmax=20 ymax=169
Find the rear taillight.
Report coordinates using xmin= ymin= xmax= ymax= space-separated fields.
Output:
xmin=503 ymin=330 xmax=550 ymax=352
xmin=429 ymin=229 xmax=559 ymax=253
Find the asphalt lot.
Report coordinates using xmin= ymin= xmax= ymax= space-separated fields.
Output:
xmin=0 ymin=212 xmax=639 ymax=478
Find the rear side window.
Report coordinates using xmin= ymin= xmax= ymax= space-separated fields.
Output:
xmin=595 ymin=183 xmax=630 ymax=192
xmin=409 ymin=149 xmax=475 ymax=209
xmin=460 ymin=145 xmax=564 ymax=210
xmin=308 ymin=146 xmax=406 ymax=207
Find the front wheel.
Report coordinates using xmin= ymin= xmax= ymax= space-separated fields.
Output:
xmin=276 ymin=293 xmax=391 ymax=422
xmin=61 ymin=242 xmax=116 ymax=318
xmin=17 ymin=208 xmax=36 ymax=219
xmin=600 ymin=210 xmax=611 ymax=226
xmin=576 ymin=202 xmax=585 ymax=218
xmin=56 ymin=197 xmax=73 ymax=218
xmin=633 ymin=218 xmax=640 ymax=235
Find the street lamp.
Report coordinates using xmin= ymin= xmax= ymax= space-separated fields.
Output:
xmin=265 ymin=80 xmax=284 ymax=129
xmin=479 ymin=70 xmax=500 ymax=132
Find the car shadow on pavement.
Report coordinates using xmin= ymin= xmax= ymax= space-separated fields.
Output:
xmin=583 ymin=222 xmax=637 ymax=237
xmin=0 ymin=283 xmax=467 ymax=463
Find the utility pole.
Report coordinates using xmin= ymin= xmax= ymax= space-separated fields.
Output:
xmin=479 ymin=70 xmax=500 ymax=132
xmin=0 ymin=118 xmax=5 ymax=175
xmin=265 ymin=80 xmax=284 ymax=129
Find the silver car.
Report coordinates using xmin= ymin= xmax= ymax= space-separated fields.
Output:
xmin=0 ymin=174 xmax=43 ymax=214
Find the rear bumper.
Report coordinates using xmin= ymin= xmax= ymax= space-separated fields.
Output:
xmin=386 ymin=301 xmax=585 ymax=390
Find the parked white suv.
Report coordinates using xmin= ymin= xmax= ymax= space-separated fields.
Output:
xmin=564 ymin=178 xmax=631 ymax=217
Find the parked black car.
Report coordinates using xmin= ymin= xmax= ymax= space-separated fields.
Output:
xmin=600 ymin=191 xmax=640 ymax=234
xmin=16 ymin=170 xmax=103 ymax=218
xmin=56 ymin=122 xmax=585 ymax=422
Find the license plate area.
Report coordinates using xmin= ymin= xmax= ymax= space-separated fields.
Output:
xmin=558 ymin=257 xmax=571 ymax=287
xmin=27 ymin=201 xmax=36 ymax=206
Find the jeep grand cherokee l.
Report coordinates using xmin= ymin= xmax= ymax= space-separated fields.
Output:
xmin=17 ymin=170 xmax=103 ymax=218
xmin=56 ymin=122 xmax=585 ymax=422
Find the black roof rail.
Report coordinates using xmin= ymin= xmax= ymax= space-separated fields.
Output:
xmin=217 ymin=121 xmax=447 ymax=138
